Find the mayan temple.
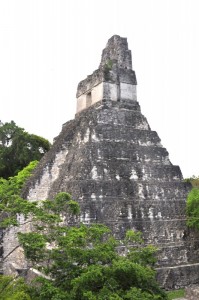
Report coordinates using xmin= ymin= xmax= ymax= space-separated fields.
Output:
xmin=3 ymin=35 xmax=199 ymax=288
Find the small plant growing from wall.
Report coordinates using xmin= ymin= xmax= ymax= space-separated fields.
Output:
xmin=103 ymin=59 xmax=113 ymax=81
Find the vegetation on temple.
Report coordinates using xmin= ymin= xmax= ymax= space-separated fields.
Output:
xmin=0 ymin=160 xmax=38 ymax=227
xmin=166 ymin=289 xmax=185 ymax=300
xmin=1 ymin=219 xmax=167 ymax=299
xmin=0 ymin=182 xmax=167 ymax=299
xmin=18 ymin=222 xmax=166 ymax=299
xmin=0 ymin=275 xmax=31 ymax=300
xmin=0 ymin=156 xmax=167 ymax=299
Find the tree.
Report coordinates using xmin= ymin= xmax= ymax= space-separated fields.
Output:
xmin=186 ymin=187 xmax=199 ymax=230
xmin=0 ymin=160 xmax=39 ymax=227
xmin=185 ymin=176 xmax=199 ymax=230
xmin=0 ymin=163 xmax=167 ymax=299
xmin=0 ymin=121 xmax=51 ymax=179
xmin=184 ymin=176 xmax=199 ymax=188
xmin=18 ymin=223 xmax=166 ymax=300
xmin=0 ymin=188 xmax=167 ymax=299
xmin=0 ymin=160 xmax=39 ymax=299
xmin=0 ymin=275 xmax=31 ymax=300
xmin=0 ymin=168 xmax=81 ymax=299
xmin=5 ymin=191 xmax=165 ymax=300
xmin=0 ymin=191 xmax=81 ymax=300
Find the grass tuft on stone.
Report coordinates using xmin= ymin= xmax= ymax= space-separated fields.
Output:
xmin=167 ymin=289 xmax=185 ymax=299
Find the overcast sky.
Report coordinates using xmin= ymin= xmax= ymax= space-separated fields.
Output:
xmin=0 ymin=0 xmax=198 ymax=178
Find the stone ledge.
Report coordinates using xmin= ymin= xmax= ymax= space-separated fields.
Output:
xmin=156 ymin=263 xmax=199 ymax=289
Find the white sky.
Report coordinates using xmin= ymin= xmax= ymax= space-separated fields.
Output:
xmin=0 ymin=0 xmax=198 ymax=178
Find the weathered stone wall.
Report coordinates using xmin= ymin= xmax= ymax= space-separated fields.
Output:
xmin=20 ymin=99 xmax=199 ymax=289
xmin=3 ymin=231 xmax=26 ymax=276
xmin=76 ymin=35 xmax=137 ymax=114
xmin=2 ymin=35 xmax=199 ymax=289
xmin=3 ymin=215 xmax=32 ymax=276
xmin=4 ymin=105 xmax=198 ymax=288
xmin=157 ymin=264 xmax=199 ymax=290
xmin=185 ymin=284 xmax=199 ymax=299
xmin=76 ymin=79 xmax=137 ymax=113
xmin=27 ymin=147 xmax=69 ymax=201
xmin=99 ymin=35 xmax=132 ymax=70
xmin=120 ymin=83 xmax=137 ymax=101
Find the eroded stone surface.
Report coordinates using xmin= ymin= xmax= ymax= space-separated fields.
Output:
xmin=185 ymin=284 xmax=199 ymax=299
xmin=21 ymin=99 xmax=199 ymax=288
xmin=76 ymin=35 xmax=137 ymax=113
xmin=2 ymin=35 xmax=199 ymax=288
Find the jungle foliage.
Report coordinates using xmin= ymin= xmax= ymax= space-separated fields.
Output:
xmin=186 ymin=187 xmax=199 ymax=230
xmin=0 ymin=180 xmax=167 ymax=299
xmin=18 ymin=222 xmax=166 ymax=300
xmin=185 ymin=176 xmax=199 ymax=188
xmin=185 ymin=175 xmax=199 ymax=230
xmin=0 ymin=121 xmax=50 ymax=179
xmin=0 ymin=275 xmax=31 ymax=300
xmin=0 ymin=160 xmax=38 ymax=227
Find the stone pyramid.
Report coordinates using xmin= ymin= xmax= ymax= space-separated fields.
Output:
xmin=21 ymin=35 xmax=199 ymax=288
